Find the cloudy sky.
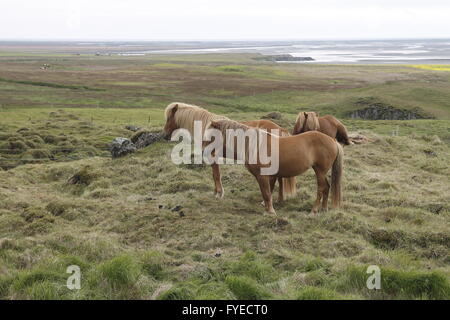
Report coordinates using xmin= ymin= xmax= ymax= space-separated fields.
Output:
xmin=1 ymin=0 xmax=449 ymax=40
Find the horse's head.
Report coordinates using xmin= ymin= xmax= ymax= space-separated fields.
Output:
xmin=293 ymin=111 xmax=319 ymax=135
xmin=163 ymin=103 xmax=179 ymax=140
xmin=293 ymin=112 xmax=307 ymax=135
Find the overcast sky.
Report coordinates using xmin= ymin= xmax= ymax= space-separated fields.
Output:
xmin=1 ymin=0 xmax=450 ymax=40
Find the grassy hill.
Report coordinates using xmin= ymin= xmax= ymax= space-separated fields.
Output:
xmin=0 ymin=52 xmax=449 ymax=299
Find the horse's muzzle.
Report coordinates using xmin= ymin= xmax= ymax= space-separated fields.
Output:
xmin=163 ymin=132 xmax=172 ymax=141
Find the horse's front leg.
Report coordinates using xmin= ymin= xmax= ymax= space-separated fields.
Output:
xmin=256 ymin=175 xmax=276 ymax=214
xmin=211 ymin=163 xmax=224 ymax=198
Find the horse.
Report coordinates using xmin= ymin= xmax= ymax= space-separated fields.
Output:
xmin=206 ymin=119 xmax=344 ymax=214
xmin=163 ymin=102 xmax=296 ymax=201
xmin=293 ymin=112 xmax=351 ymax=145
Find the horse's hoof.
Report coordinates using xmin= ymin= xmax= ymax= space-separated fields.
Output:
xmin=215 ymin=191 xmax=224 ymax=199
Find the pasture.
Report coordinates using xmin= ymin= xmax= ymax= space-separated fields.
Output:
xmin=0 ymin=49 xmax=449 ymax=299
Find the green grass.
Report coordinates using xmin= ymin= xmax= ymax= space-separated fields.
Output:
xmin=0 ymin=51 xmax=449 ymax=300
xmin=340 ymin=266 xmax=450 ymax=299
xmin=225 ymin=276 xmax=272 ymax=300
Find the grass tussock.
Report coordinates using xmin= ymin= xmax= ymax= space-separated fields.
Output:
xmin=341 ymin=266 xmax=450 ymax=299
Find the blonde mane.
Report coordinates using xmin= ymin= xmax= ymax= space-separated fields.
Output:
xmin=165 ymin=102 xmax=228 ymax=134
xmin=207 ymin=119 xmax=280 ymax=163
xmin=210 ymin=119 xmax=251 ymax=132
xmin=295 ymin=112 xmax=320 ymax=132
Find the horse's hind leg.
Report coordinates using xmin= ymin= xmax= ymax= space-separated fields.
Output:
xmin=312 ymin=167 xmax=327 ymax=214
xmin=256 ymin=175 xmax=276 ymax=214
xmin=277 ymin=177 xmax=284 ymax=203
xmin=321 ymin=177 xmax=330 ymax=211
xmin=211 ymin=163 xmax=224 ymax=198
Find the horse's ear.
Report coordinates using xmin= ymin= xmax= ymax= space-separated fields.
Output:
xmin=304 ymin=112 xmax=308 ymax=118
xmin=172 ymin=104 xmax=178 ymax=114
xmin=315 ymin=112 xmax=319 ymax=117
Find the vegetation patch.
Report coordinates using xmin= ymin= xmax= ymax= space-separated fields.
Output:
xmin=225 ymin=276 xmax=272 ymax=300
xmin=341 ymin=266 xmax=450 ymax=299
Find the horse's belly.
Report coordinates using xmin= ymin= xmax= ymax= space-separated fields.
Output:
xmin=278 ymin=159 xmax=310 ymax=177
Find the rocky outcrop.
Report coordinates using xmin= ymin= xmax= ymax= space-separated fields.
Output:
xmin=132 ymin=131 xmax=164 ymax=149
xmin=110 ymin=137 xmax=136 ymax=158
xmin=349 ymin=97 xmax=433 ymax=120
xmin=110 ymin=131 xmax=164 ymax=158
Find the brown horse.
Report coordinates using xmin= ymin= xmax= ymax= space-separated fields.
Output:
xmin=163 ymin=102 xmax=296 ymax=201
xmin=293 ymin=112 xmax=351 ymax=145
xmin=207 ymin=119 xmax=344 ymax=214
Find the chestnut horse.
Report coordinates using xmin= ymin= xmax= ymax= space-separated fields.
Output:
xmin=293 ymin=112 xmax=351 ymax=145
xmin=163 ymin=102 xmax=296 ymax=201
xmin=206 ymin=119 xmax=343 ymax=214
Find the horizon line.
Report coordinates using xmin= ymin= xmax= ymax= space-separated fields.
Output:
xmin=1 ymin=37 xmax=450 ymax=43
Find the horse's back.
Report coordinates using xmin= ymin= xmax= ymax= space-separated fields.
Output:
xmin=242 ymin=119 xmax=289 ymax=136
xmin=278 ymin=131 xmax=337 ymax=176
xmin=320 ymin=115 xmax=350 ymax=145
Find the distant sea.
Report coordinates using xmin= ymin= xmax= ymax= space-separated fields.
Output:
xmin=118 ymin=39 xmax=450 ymax=64
xmin=2 ymin=39 xmax=450 ymax=64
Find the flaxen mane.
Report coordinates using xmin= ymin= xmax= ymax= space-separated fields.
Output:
xmin=208 ymin=119 xmax=274 ymax=163
xmin=165 ymin=102 xmax=228 ymax=134
xmin=295 ymin=112 xmax=320 ymax=132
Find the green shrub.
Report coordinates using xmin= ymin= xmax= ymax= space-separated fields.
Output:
xmin=295 ymin=256 xmax=330 ymax=272
xmin=98 ymin=255 xmax=141 ymax=288
xmin=12 ymin=270 xmax=64 ymax=294
xmin=26 ymin=281 xmax=60 ymax=300
xmin=157 ymin=285 xmax=194 ymax=300
xmin=141 ymin=251 xmax=167 ymax=279
xmin=0 ymin=276 xmax=13 ymax=298
xmin=225 ymin=276 xmax=271 ymax=300
xmin=227 ymin=251 xmax=277 ymax=283
xmin=343 ymin=266 xmax=450 ymax=299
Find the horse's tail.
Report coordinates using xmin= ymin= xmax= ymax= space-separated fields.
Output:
xmin=336 ymin=122 xmax=351 ymax=145
xmin=279 ymin=129 xmax=297 ymax=199
xmin=331 ymin=142 xmax=344 ymax=208
xmin=281 ymin=177 xmax=297 ymax=200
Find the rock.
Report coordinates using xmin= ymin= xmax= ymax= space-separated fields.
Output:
xmin=133 ymin=132 xmax=164 ymax=149
xmin=179 ymin=211 xmax=185 ymax=217
xmin=171 ymin=205 xmax=182 ymax=212
xmin=125 ymin=125 xmax=141 ymax=132
xmin=424 ymin=149 xmax=437 ymax=157
xmin=110 ymin=137 xmax=136 ymax=158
